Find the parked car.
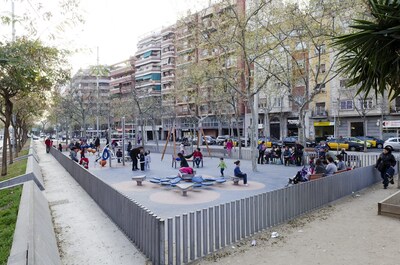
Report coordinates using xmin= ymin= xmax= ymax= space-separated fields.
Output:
xmin=258 ymin=137 xmax=282 ymax=148
xmin=31 ymin=135 xmax=40 ymax=140
xmin=356 ymin=136 xmax=384 ymax=149
xmin=282 ymin=136 xmax=316 ymax=147
xmin=216 ymin=135 xmax=230 ymax=145
xmin=383 ymin=137 xmax=400 ymax=151
xmin=192 ymin=136 xmax=216 ymax=145
xmin=342 ymin=137 xmax=372 ymax=148
xmin=326 ymin=138 xmax=364 ymax=151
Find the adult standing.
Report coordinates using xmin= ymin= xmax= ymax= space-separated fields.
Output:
xmin=94 ymin=137 xmax=100 ymax=152
xmin=257 ymin=141 xmax=266 ymax=164
xmin=130 ymin=147 xmax=141 ymax=171
xmin=294 ymin=141 xmax=304 ymax=166
xmin=226 ymin=139 xmax=234 ymax=158
xmin=376 ymin=146 xmax=396 ymax=189
xmin=45 ymin=137 xmax=52 ymax=153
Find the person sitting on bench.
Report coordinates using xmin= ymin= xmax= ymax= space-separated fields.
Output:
xmin=177 ymin=152 xmax=189 ymax=168
xmin=233 ymin=160 xmax=248 ymax=186
xmin=192 ymin=148 xmax=203 ymax=168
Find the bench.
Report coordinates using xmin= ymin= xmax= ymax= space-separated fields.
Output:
xmin=334 ymin=169 xmax=348 ymax=175
xmin=176 ymin=183 xmax=194 ymax=196
xmin=308 ymin=173 xmax=323 ymax=181
xmin=231 ymin=176 xmax=240 ymax=185
xmin=132 ymin=175 xmax=146 ymax=186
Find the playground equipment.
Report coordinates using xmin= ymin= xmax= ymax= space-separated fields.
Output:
xmin=161 ymin=122 xmax=211 ymax=162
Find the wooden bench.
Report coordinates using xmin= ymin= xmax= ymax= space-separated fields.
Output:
xmin=132 ymin=175 xmax=146 ymax=186
xmin=334 ymin=169 xmax=347 ymax=175
xmin=308 ymin=173 xmax=324 ymax=181
xmin=176 ymin=183 xmax=194 ymax=196
xmin=231 ymin=176 xmax=240 ymax=185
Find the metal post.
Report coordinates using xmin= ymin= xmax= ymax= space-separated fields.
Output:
xmin=96 ymin=46 xmax=100 ymax=138
xmin=122 ymin=116 xmax=125 ymax=166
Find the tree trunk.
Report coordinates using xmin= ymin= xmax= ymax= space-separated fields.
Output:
xmin=250 ymin=98 xmax=258 ymax=172
xmin=1 ymin=123 xmax=9 ymax=176
xmin=151 ymin=119 xmax=159 ymax=152
xmin=298 ymin=106 xmax=307 ymax=146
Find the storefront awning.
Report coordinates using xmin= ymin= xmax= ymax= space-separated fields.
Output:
xmin=383 ymin=120 xmax=400 ymax=128
xmin=314 ymin=121 xmax=334 ymax=126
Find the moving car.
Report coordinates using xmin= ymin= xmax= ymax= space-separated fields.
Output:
xmin=326 ymin=138 xmax=364 ymax=151
xmin=356 ymin=136 xmax=384 ymax=149
xmin=216 ymin=135 xmax=230 ymax=145
xmin=282 ymin=136 xmax=316 ymax=147
xmin=343 ymin=137 xmax=372 ymax=148
xmin=383 ymin=137 xmax=400 ymax=151
xmin=258 ymin=137 xmax=282 ymax=148
xmin=192 ymin=136 xmax=216 ymax=145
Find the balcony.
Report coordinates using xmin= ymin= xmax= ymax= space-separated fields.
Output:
xmin=161 ymin=38 xmax=174 ymax=47
xmin=161 ymin=50 xmax=176 ymax=58
xmin=109 ymin=75 xmax=134 ymax=87
xmin=135 ymin=43 xmax=161 ymax=55
xmin=110 ymin=65 xmax=134 ymax=78
xmin=161 ymin=75 xmax=175 ymax=84
xmin=135 ymin=80 xmax=161 ymax=89
xmin=161 ymin=63 xmax=175 ymax=71
xmin=312 ymin=109 xmax=328 ymax=117
xmin=135 ymin=56 xmax=161 ymax=67
xmin=135 ymin=66 xmax=161 ymax=76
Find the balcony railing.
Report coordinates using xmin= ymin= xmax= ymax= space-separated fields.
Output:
xmin=312 ymin=109 xmax=328 ymax=117
xmin=109 ymin=75 xmax=134 ymax=87
xmin=161 ymin=75 xmax=175 ymax=84
xmin=135 ymin=56 xmax=161 ymax=67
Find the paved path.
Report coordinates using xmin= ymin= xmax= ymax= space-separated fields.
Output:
xmin=36 ymin=142 xmax=146 ymax=265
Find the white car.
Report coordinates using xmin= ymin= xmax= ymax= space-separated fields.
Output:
xmin=383 ymin=137 xmax=400 ymax=151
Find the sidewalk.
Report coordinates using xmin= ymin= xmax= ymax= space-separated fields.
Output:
xmin=36 ymin=142 xmax=146 ymax=265
xmin=194 ymin=182 xmax=400 ymax=265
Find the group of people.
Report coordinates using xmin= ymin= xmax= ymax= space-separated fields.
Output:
xmin=257 ymin=142 xmax=305 ymax=166
xmin=129 ymin=146 xmax=151 ymax=171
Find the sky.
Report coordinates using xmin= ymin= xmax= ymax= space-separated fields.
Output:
xmin=0 ymin=0 xmax=210 ymax=74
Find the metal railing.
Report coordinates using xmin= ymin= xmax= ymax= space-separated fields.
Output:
xmin=50 ymin=148 xmax=165 ymax=264
xmin=165 ymin=166 xmax=380 ymax=264
xmin=52 ymin=147 xmax=381 ymax=264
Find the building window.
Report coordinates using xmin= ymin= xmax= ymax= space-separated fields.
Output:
xmin=316 ymin=64 xmax=326 ymax=73
xmin=359 ymin=98 xmax=373 ymax=109
xmin=315 ymin=102 xmax=325 ymax=115
xmin=340 ymin=100 xmax=353 ymax=110
xmin=273 ymin=97 xmax=282 ymax=107
xmin=339 ymin=79 xmax=349 ymax=88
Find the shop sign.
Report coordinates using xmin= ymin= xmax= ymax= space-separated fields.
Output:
xmin=382 ymin=120 xmax=400 ymax=128
xmin=287 ymin=119 xmax=299 ymax=125
xmin=314 ymin=121 xmax=334 ymax=127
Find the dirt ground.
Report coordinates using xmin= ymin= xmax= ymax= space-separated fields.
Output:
xmin=193 ymin=183 xmax=400 ymax=265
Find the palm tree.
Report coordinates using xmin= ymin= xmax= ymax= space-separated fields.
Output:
xmin=335 ymin=0 xmax=400 ymax=98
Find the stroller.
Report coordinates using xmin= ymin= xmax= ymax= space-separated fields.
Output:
xmin=287 ymin=166 xmax=309 ymax=186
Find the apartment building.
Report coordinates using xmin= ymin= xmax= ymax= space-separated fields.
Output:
xmin=69 ymin=66 xmax=110 ymax=136
xmin=134 ymin=32 xmax=162 ymax=98
xmin=160 ymin=25 xmax=177 ymax=139
xmin=109 ymin=57 xmax=135 ymax=99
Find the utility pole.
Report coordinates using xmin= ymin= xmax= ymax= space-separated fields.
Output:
xmin=96 ymin=47 xmax=100 ymax=138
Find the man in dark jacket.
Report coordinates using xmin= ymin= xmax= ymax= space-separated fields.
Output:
xmin=376 ymin=146 xmax=396 ymax=189
xmin=130 ymin=147 xmax=142 ymax=171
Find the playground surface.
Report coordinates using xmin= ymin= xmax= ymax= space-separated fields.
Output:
xmin=80 ymin=151 xmax=302 ymax=219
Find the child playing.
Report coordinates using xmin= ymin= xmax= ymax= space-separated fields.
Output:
xmin=218 ymin=157 xmax=227 ymax=177
xmin=116 ymin=148 xmax=123 ymax=163
xmin=145 ymin=150 xmax=151 ymax=170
